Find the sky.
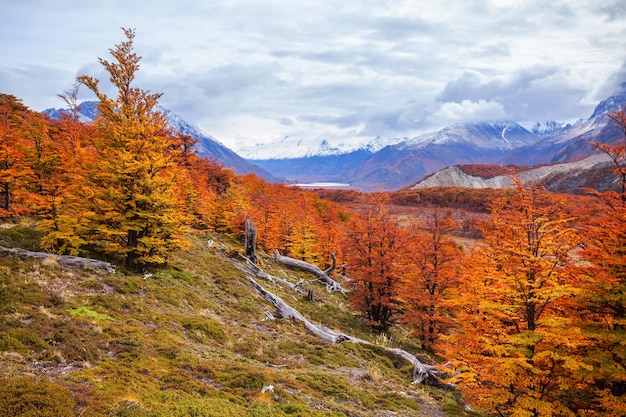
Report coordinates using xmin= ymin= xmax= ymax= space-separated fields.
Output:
xmin=2 ymin=0 xmax=626 ymax=152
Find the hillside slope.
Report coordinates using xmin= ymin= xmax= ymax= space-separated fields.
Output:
xmin=409 ymin=153 xmax=617 ymax=194
xmin=0 ymin=225 xmax=474 ymax=417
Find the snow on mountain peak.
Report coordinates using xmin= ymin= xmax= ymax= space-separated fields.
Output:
xmin=238 ymin=135 xmax=405 ymax=160
xmin=402 ymin=120 xmax=536 ymax=151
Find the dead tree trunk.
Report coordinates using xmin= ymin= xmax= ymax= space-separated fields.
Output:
xmin=239 ymin=255 xmax=306 ymax=294
xmin=272 ymin=250 xmax=348 ymax=295
xmin=245 ymin=275 xmax=350 ymax=343
xmin=0 ymin=245 xmax=115 ymax=272
xmin=323 ymin=252 xmax=337 ymax=275
xmin=244 ymin=218 xmax=258 ymax=264
xmin=244 ymin=274 xmax=455 ymax=389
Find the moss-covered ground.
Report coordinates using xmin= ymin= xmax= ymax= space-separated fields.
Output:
xmin=0 ymin=226 xmax=485 ymax=416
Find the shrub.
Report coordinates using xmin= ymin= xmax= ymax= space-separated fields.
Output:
xmin=181 ymin=316 xmax=226 ymax=342
xmin=0 ymin=377 xmax=76 ymax=417
xmin=0 ymin=224 xmax=44 ymax=250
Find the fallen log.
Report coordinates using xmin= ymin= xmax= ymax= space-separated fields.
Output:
xmin=272 ymin=250 xmax=349 ymax=295
xmin=245 ymin=274 xmax=350 ymax=343
xmin=244 ymin=274 xmax=455 ymax=389
xmin=0 ymin=245 xmax=115 ymax=272
xmin=239 ymin=255 xmax=306 ymax=294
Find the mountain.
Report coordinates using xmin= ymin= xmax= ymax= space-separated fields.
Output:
xmin=404 ymin=86 xmax=626 ymax=193
xmin=500 ymin=85 xmax=626 ymax=165
xmin=238 ymin=135 xmax=402 ymax=160
xmin=42 ymin=102 xmax=276 ymax=181
xmin=409 ymin=153 xmax=617 ymax=194
xmin=248 ymin=121 xmax=539 ymax=190
xmin=354 ymin=121 xmax=539 ymax=190
xmin=245 ymin=86 xmax=626 ymax=191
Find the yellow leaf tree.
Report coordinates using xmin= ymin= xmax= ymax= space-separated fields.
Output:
xmin=70 ymin=28 xmax=190 ymax=270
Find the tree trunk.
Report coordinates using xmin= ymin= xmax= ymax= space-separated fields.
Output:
xmin=0 ymin=245 xmax=115 ymax=272
xmin=272 ymin=250 xmax=348 ymax=295
xmin=239 ymin=255 xmax=306 ymax=294
xmin=245 ymin=218 xmax=258 ymax=264
xmin=244 ymin=274 xmax=455 ymax=390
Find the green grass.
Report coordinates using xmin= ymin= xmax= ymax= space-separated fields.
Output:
xmin=0 ymin=230 xmax=485 ymax=417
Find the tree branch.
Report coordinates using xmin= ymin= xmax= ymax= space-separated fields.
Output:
xmin=244 ymin=274 xmax=455 ymax=389
xmin=272 ymin=250 xmax=349 ymax=295
xmin=0 ymin=245 xmax=115 ymax=272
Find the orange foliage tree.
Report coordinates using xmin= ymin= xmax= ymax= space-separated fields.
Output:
xmin=569 ymin=107 xmax=626 ymax=415
xmin=441 ymin=182 xmax=583 ymax=416
xmin=0 ymin=94 xmax=41 ymax=218
xmin=56 ymin=28 xmax=192 ymax=270
xmin=342 ymin=193 xmax=408 ymax=330
xmin=400 ymin=209 xmax=462 ymax=352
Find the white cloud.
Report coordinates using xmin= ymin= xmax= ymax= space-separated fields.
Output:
xmin=435 ymin=100 xmax=507 ymax=123
xmin=1 ymin=0 xmax=625 ymax=150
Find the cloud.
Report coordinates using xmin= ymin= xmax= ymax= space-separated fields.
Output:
xmin=0 ymin=65 xmax=74 ymax=110
xmin=1 ymin=0 xmax=626 ymax=150
xmin=435 ymin=100 xmax=507 ymax=123
xmin=437 ymin=66 xmax=590 ymax=123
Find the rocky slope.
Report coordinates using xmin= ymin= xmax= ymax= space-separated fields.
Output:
xmin=410 ymin=153 xmax=617 ymax=194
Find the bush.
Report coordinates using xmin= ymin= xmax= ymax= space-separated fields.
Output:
xmin=0 ymin=377 xmax=76 ymax=417
xmin=181 ymin=316 xmax=226 ymax=342
xmin=0 ymin=224 xmax=44 ymax=250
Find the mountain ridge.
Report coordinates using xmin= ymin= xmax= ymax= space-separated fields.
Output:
xmin=246 ymin=86 xmax=626 ymax=190
xmin=42 ymin=102 xmax=277 ymax=181
xmin=409 ymin=153 xmax=617 ymax=194
xmin=43 ymin=83 xmax=626 ymax=192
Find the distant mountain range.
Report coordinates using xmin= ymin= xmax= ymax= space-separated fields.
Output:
xmin=42 ymin=102 xmax=276 ymax=180
xmin=42 ymin=83 xmax=626 ymax=193
xmin=244 ymin=84 xmax=626 ymax=191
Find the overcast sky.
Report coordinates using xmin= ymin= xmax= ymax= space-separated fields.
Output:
xmin=2 ymin=0 xmax=626 ymax=151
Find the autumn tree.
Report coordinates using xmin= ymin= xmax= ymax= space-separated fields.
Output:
xmin=343 ymin=193 xmax=407 ymax=330
xmin=441 ymin=182 xmax=583 ymax=416
xmin=593 ymin=104 xmax=626 ymax=200
xmin=65 ymin=28 xmax=190 ymax=270
xmin=569 ymin=107 xmax=626 ymax=415
xmin=0 ymin=94 xmax=40 ymax=217
xmin=39 ymin=88 xmax=104 ymax=253
xmin=401 ymin=209 xmax=462 ymax=352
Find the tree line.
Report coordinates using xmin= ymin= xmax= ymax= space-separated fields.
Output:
xmin=1 ymin=28 xmax=624 ymax=416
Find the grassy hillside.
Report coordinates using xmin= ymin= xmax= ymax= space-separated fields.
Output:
xmin=0 ymin=223 xmax=481 ymax=417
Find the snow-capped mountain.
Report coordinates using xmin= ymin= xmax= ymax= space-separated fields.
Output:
xmin=42 ymin=102 xmax=275 ymax=180
xmin=405 ymin=85 xmax=626 ymax=193
xmin=237 ymin=135 xmax=403 ymax=160
xmin=499 ymin=84 xmax=626 ymax=165
xmin=238 ymin=137 xmax=348 ymax=160
xmin=247 ymin=120 xmax=540 ymax=190
xmin=402 ymin=120 xmax=536 ymax=150
xmin=42 ymin=81 xmax=625 ymax=192
xmin=530 ymin=120 xmax=578 ymax=135
xmin=42 ymin=101 xmax=99 ymax=123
